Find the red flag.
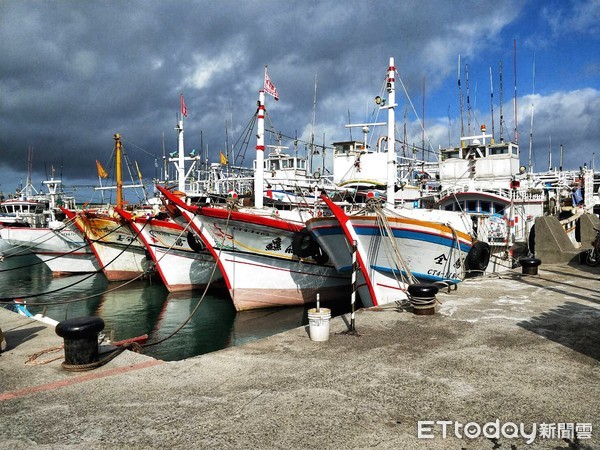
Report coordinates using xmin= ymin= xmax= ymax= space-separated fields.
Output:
xmin=264 ymin=67 xmax=279 ymax=101
xmin=180 ymin=94 xmax=188 ymax=117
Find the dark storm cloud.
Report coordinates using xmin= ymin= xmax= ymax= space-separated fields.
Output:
xmin=1 ymin=0 xmax=598 ymax=199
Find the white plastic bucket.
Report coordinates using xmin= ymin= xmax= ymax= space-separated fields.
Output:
xmin=307 ymin=308 xmax=331 ymax=342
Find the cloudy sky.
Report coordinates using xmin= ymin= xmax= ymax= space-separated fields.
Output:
xmin=1 ymin=0 xmax=599 ymax=203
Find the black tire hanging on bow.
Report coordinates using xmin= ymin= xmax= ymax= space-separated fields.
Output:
xmin=465 ymin=241 xmax=491 ymax=276
xmin=187 ymin=231 xmax=205 ymax=252
xmin=292 ymin=228 xmax=318 ymax=258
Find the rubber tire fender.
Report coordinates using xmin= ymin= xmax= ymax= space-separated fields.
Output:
xmin=292 ymin=228 xmax=318 ymax=258
xmin=312 ymin=245 xmax=329 ymax=265
xmin=187 ymin=231 xmax=206 ymax=252
xmin=465 ymin=241 xmax=491 ymax=272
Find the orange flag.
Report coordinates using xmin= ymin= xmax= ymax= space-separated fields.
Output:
xmin=96 ymin=160 xmax=108 ymax=178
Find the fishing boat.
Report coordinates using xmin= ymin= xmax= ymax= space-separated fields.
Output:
xmin=156 ymin=83 xmax=350 ymax=311
xmin=305 ymin=58 xmax=483 ymax=308
xmin=0 ymin=174 xmax=99 ymax=274
xmin=114 ymin=207 xmax=221 ymax=292
xmin=63 ymin=134 xmax=154 ymax=282
xmin=158 ymin=184 xmax=349 ymax=311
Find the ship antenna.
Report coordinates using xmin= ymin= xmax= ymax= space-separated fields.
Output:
xmin=458 ymin=55 xmax=465 ymax=139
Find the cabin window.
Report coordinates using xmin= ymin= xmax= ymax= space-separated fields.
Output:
xmin=480 ymin=201 xmax=491 ymax=213
xmin=444 ymin=204 xmax=454 ymax=211
xmin=466 ymin=200 xmax=478 ymax=212
xmin=493 ymin=203 xmax=505 ymax=214
xmin=281 ymin=159 xmax=290 ymax=169
xmin=445 ymin=150 xmax=460 ymax=159
xmin=298 ymin=160 xmax=306 ymax=169
xmin=490 ymin=146 xmax=508 ymax=155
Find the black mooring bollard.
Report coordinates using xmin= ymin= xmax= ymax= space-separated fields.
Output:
xmin=519 ymin=258 xmax=541 ymax=276
xmin=408 ymin=284 xmax=439 ymax=316
xmin=55 ymin=317 xmax=105 ymax=366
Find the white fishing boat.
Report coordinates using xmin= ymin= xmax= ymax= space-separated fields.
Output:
xmin=435 ymin=125 xmax=597 ymax=270
xmin=0 ymin=220 xmax=99 ymax=275
xmin=114 ymin=207 xmax=221 ymax=292
xmin=306 ymin=58 xmax=483 ymax=308
xmin=0 ymin=174 xmax=98 ymax=274
xmin=62 ymin=134 xmax=154 ymax=282
xmin=63 ymin=206 xmax=152 ymax=281
xmin=157 ymin=82 xmax=349 ymax=311
xmin=157 ymin=184 xmax=349 ymax=311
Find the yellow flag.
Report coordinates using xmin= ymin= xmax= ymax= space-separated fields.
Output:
xmin=135 ymin=161 xmax=143 ymax=181
xmin=220 ymin=151 xmax=228 ymax=165
xmin=96 ymin=160 xmax=108 ymax=178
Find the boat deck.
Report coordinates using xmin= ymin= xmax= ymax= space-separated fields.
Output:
xmin=1 ymin=262 xmax=598 ymax=449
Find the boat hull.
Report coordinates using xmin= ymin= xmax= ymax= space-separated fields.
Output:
xmin=307 ymin=197 xmax=476 ymax=307
xmin=156 ymin=185 xmax=351 ymax=311
xmin=68 ymin=210 xmax=152 ymax=281
xmin=118 ymin=212 xmax=222 ymax=292
xmin=0 ymin=225 xmax=99 ymax=274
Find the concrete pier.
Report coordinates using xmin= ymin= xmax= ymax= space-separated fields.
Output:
xmin=1 ymin=262 xmax=598 ymax=449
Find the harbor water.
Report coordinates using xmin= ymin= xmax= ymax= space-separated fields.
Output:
xmin=0 ymin=255 xmax=353 ymax=361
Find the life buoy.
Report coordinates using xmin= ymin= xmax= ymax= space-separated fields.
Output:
xmin=464 ymin=241 xmax=490 ymax=276
xmin=187 ymin=231 xmax=205 ymax=252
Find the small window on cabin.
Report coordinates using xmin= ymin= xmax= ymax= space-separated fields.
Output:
xmin=493 ymin=146 xmax=509 ymax=155
xmin=467 ymin=200 xmax=478 ymax=212
xmin=298 ymin=160 xmax=305 ymax=169
xmin=444 ymin=204 xmax=454 ymax=211
xmin=480 ymin=201 xmax=491 ymax=213
xmin=494 ymin=203 xmax=505 ymax=214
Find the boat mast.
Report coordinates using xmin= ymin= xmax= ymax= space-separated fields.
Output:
xmin=466 ymin=64 xmax=471 ymax=137
xmin=490 ymin=67 xmax=495 ymax=142
xmin=386 ymin=57 xmax=396 ymax=208
xmin=114 ymin=133 xmax=123 ymax=207
xmin=548 ymin=136 xmax=552 ymax=171
xmin=513 ymin=39 xmax=518 ymax=143
xmin=254 ymin=90 xmax=266 ymax=209
xmin=458 ymin=55 xmax=465 ymax=140
xmin=528 ymin=56 xmax=535 ymax=173
xmin=176 ymin=112 xmax=185 ymax=193
xmin=499 ymin=61 xmax=504 ymax=141
xmin=422 ymin=76 xmax=425 ymax=163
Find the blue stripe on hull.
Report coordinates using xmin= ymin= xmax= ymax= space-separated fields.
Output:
xmin=371 ymin=264 xmax=461 ymax=284
xmin=313 ymin=225 xmax=472 ymax=253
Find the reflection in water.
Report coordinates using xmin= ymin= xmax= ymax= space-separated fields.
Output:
xmin=0 ymin=261 xmax=354 ymax=361
xmin=146 ymin=291 xmax=237 ymax=360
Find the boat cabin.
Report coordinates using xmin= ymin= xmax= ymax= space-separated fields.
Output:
xmin=439 ymin=131 xmax=520 ymax=186
xmin=332 ymin=140 xmax=389 ymax=187
xmin=253 ymin=146 xmax=307 ymax=178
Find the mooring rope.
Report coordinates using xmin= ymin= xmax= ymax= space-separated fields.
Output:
xmin=0 ymin=219 xmax=150 ymax=303
xmin=143 ymin=204 xmax=231 ymax=348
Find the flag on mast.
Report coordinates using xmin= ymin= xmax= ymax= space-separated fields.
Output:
xmin=264 ymin=66 xmax=279 ymax=101
xmin=219 ymin=150 xmax=228 ymax=165
xmin=96 ymin=160 xmax=108 ymax=179
xmin=180 ymin=93 xmax=188 ymax=117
